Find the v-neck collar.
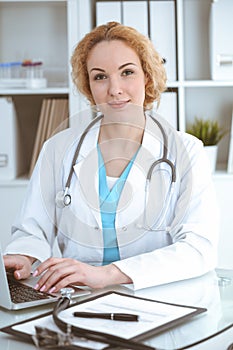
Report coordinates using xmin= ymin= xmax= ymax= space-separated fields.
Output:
xmin=97 ymin=144 xmax=139 ymax=199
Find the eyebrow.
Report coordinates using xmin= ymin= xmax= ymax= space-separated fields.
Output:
xmin=90 ymin=62 xmax=137 ymax=73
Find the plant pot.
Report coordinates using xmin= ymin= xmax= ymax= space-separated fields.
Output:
xmin=204 ymin=145 xmax=218 ymax=173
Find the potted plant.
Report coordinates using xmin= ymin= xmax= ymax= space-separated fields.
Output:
xmin=186 ymin=117 xmax=227 ymax=172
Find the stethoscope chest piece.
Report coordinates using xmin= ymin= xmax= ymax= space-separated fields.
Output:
xmin=63 ymin=193 xmax=71 ymax=206
xmin=55 ymin=190 xmax=71 ymax=208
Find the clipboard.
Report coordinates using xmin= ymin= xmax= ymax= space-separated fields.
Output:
xmin=0 ymin=291 xmax=207 ymax=349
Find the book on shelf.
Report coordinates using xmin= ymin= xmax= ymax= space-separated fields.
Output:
xmin=96 ymin=1 xmax=121 ymax=25
xmin=122 ymin=1 xmax=148 ymax=37
xmin=155 ymin=90 xmax=178 ymax=129
xmin=29 ymin=98 xmax=69 ymax=177
xmin=149 ymin=0 xmax=177 ymax=82
xmin=227 ymin=108 xmax=233 ymax=173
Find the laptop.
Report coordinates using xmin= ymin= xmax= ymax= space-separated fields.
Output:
xmin=0 ymin=249 xmax=91 ymax=310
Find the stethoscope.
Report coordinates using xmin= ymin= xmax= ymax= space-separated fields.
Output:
xmin=56 ymin=113 xmax=176 ymax=231
xmin=33 ymin=287 xmax=154 ymax=350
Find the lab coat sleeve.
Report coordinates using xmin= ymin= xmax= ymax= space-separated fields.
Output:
xmin=113 ymin=135 xmax=219 ymax=290
xmin=4 ymin=141 xmax=57 ymax=262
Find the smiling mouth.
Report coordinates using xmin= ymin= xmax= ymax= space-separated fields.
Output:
xmin=108 ymin=100 xmax=130 ymax=108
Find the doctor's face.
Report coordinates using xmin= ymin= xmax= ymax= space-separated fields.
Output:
xmin=87 ymin=40 xmax=147 ymax=115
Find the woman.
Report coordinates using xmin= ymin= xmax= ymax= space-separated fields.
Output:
xmin=4 ymin=22 xmax=218 ymax=292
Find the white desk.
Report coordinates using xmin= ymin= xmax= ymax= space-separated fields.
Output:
xmin=1 ymin=269 xmax=233 ymax=349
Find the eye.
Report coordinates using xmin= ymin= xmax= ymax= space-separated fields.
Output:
xmin=122 ymin=69 xmax=134 ymax=76
xmin=94 ymin=73 xmax=107 ymax=81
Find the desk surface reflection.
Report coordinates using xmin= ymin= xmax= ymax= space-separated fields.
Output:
xmin=1 ymin=268 xmax=233 ymax=350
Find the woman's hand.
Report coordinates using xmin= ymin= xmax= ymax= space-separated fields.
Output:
xmin=33 ymin=257 xmax=132 ymax=293
xmin=3 ymin=254 xmax=36 ymax=280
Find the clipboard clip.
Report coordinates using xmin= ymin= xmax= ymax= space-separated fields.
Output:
xmin=32 ymin=325 xmax=74 ymax=349
xmin=32 ymin=287 xmax=82 ymax=349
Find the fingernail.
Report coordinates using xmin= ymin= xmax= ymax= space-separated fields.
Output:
xmin=33 ymin=270 xmax=38 ymax=277
xmin=34 ymin=283 xmax=39 ymax=290
xmin=49 ymin=287 xmax=56 ymax=294
xmin=40 ymin=285 xmax=46 ymax=292
xmin=15 ymin=271 xmax=20 ymax=279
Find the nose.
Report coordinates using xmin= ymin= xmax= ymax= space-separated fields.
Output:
xmin=108 ymin=76 xmax=123 ymax=96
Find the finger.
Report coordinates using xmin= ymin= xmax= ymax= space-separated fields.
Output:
xmin=33 ymin=257 xmax=61 ymax=277
xmin=34 ymin=268 xmax=55 ymax=291
xmin=3 ymin=256 xmax=29 ymax=279
xmin=34 ymin=260 xmax=78 ymax=292
xmin=47 ymin=262 xmax=89 ymax=292
xmin=13 ymin=266 xmax=30 ymax=280
xmin=48 ymin=273 xmax=80 ymax=293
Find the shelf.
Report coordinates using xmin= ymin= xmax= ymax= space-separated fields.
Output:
xmin=0 ymin=86 xmax=69 ymax=95
xmin=1 ymin=81 xmax=231 ymax=95
xmin=213 ymin=172 xmax=233 ymax=181
xmin=0 ymin=0 xmax=66 ymax=3
xmin=0 ymin=176 xmax=29 ymax=187
xmin=167 ymin=80 xmax=233 ymax=89
xmin=166 ymin=81 xmax=180 ymax=88
xmin=183 ymin=80 xmax=233 ymax=88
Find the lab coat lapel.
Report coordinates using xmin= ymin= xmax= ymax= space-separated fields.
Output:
xmin=73 ymin=121 xmax=102 ymax=228
xmin=116 ymin=115 xmax=163 ymax=228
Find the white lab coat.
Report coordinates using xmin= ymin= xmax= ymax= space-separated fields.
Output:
xmin=5 ymin=113 xmax=219 ymax=290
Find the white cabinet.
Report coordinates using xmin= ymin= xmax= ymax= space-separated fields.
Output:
xmin=213 ymin=174 xmax=233 ymax=269
xmin=181 ymin=0 xmax=233 ymax=168
xmin=0 ymin=0 xmax=93 ymax=247
xmin=0 ymin=0 xmax=233 ymax=268
xmin=0 ymin=180 xmax=27 ymax=250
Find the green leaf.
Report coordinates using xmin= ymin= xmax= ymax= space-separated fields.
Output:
xmin=186 ymin=117 xmax=227 ymax=146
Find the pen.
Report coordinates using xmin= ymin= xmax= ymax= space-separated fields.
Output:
xmin=73 ymin=311 xmax=139 ymax=321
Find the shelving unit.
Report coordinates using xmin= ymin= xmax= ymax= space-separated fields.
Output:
xmin=182 ymin=0 xmax=233 ymax=171
xmin=0 ymin=0 xmax=68 ymax=180
xmin=0 ymin=0 xmax=93 ymax=248
xmin=93 ymin=0 xmax=233 ymax=170
xmin=0 ymin=0 xmax=233 ymax=268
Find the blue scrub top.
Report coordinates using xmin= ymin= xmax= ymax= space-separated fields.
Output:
xmin=97 ymin=145 xmax=137 ymax=265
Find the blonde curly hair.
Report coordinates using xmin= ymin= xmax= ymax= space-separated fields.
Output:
xmin=71 ymin=22 xmax=167 ymax=109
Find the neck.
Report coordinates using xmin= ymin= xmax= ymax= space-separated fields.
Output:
xmin=99 ymin=112 xmax=145 ymax=144
xmin=101 ymin=123 xmax=143 ymax=143
xmin=97 ymin=110 xmax=145 ymax=177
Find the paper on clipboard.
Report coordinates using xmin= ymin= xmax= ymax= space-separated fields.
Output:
xmin=2 ymin=291 xmax=206 ymax=349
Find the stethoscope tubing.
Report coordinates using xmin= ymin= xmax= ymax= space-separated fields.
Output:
xmin=65 ymin=114 xmax=104 ymax=190
xmin=52 ymin=296 xmax=155 ymax=350
xmin=60 ymin=113 xmax=176 ymax=209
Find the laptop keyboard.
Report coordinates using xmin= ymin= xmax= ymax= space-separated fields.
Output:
xmin=7 ymin=274 xmax=56 ymax=304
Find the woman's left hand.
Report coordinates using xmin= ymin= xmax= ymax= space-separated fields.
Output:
xmin=33 ymin=257 xmax=132 ymax=293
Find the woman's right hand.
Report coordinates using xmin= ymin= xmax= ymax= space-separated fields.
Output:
xmin=3 ymin=254 xmax=36 ymax=280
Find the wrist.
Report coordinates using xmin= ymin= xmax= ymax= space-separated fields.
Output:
xmin=106 ymin=263 xmax=132 ymax=285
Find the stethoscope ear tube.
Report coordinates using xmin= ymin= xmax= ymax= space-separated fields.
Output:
xmin=52 ymin=297 xmax=155 ymax=350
